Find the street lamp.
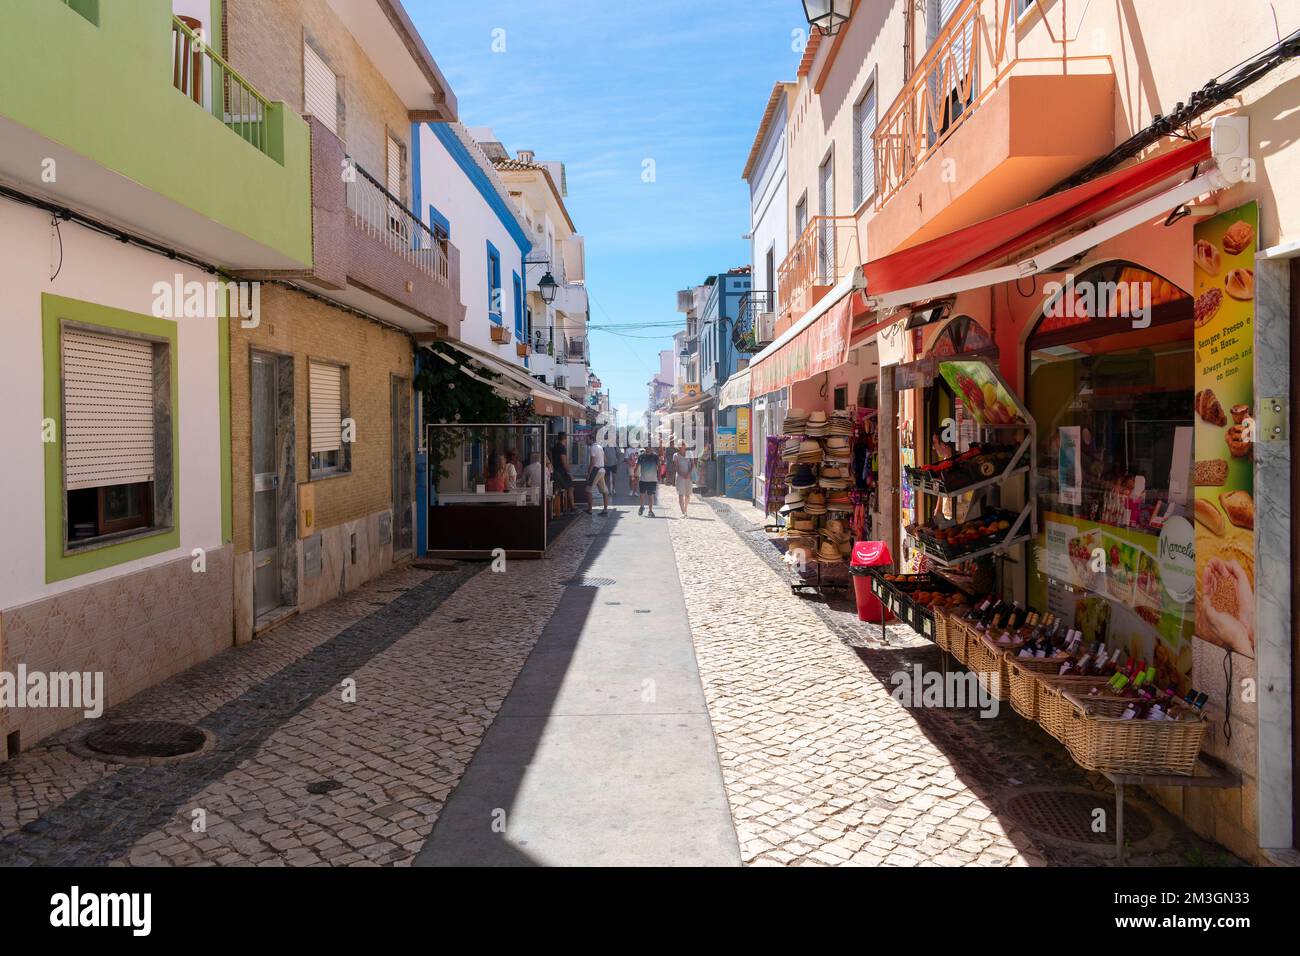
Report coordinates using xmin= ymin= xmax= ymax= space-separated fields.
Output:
xmin=802 ymin=0 xmax=852 ymax=36
xmin=538 ymin=270 xmax=558 ymax=305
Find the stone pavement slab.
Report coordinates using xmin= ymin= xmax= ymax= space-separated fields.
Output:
xmin=416 ymin=506 xmax=741 ymax=867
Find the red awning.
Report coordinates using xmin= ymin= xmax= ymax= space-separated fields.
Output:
xmin=860 ymin=137 xmax=1212 ymax=299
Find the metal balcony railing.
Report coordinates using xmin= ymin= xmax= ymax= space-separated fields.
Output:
xmin=776 ymin=216 xmax=858 ymax=321
xmin=873 ymin=0 xmax=1094 ymax=208
xmin=345 ymin=162 xmax=449 ymax=285
xmin=172 ymin=15 xmax=274 ymax=157
xmin=733 ymin=291 xmax=773 ymax=353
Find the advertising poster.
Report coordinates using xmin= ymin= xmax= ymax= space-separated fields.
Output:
xmin=736 ymin=407 xmax=751 ymax=454
xmin=1032 ymin=512 xmax=1195 ymax=690
xmin=1058 ymin=425 xmax=1082 ymax=506
xmin=937 ymin=360 xmax=1026 ymax=426
xmin=1192 ymin=201 xmax=1257 ymax=659
xmin=716 ymin=426 xmax=738 ymax=453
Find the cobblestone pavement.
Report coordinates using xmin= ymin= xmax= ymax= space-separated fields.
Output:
xmin=668 ymin=495 xmax=1238 ymax=867
xmin=0 ymin=520 xmax=594 ymax=867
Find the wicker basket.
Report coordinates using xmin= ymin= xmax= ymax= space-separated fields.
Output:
xmin=968 ymin=636 xmax=1011 ymax=701
xmin=932 ymin=610 xmax=952 ymax=653
xmin=949 ymin=618 xmax=976 ymax=667
xmin=1006 ymin=654 xmax=1075 ymax=721
xmin=1060 ymin=693 xmax=1209 ymax=775
xmin=1036 ymin=676 xmax=1121 ymax=743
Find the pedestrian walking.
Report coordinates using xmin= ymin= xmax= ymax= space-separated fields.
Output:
xmin=626 ymin=446 xmax=639 ymax=495
xmin=587 ymin=441 xmax=609 ymax=514
xmin=551 ymin=431 xmax=575 ymax=515
xmin=673 ymin=440 xmax=697 ymax=516
xmin=604 ymin=442 xmax=619 ymax=496
xmin=637 ymin=445 xmax=660 ymax=517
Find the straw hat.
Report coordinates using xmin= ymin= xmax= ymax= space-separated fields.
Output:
xmin=787 ymin=464 xmax=817 ymax=488
xmin=803 ymin=491 xmax=827 ymax=514
xmin=779 ymin=490 xmax=807 ymax=514
xmin=788 ymin=513 xmax=815 ymax=533
xmin=826 ymin=491 xmax=854 ymax=512
xmin=824 ymin=436 xmax=850 ymax=451
xmin=780 ymin=437 xmax=802 ymax=460
xmin=825 ymin=518 xmax=849 ymax=536
xmin=797 ymin=440 xmax=824 ymax=463
xmin=816 ymin=539 xmax=843 ymax=563
xmin=806 ymin=411 xmax=829 ymax=436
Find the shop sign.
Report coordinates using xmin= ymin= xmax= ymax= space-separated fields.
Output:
xmin=716 ymin=426 xmax=738 ymax=453
xmin=1157 ymin=516 xmax=1196 ymax=604
xmin=1192 ymin=201 xmax=1257 ymax=660
xmin=736 ymin=408 xmax=751 ymax=454
xmin=749 ymin=297 xmax=852 ymax=395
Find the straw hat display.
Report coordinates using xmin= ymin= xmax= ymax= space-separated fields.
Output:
xmin=783 ymin=408 xmax=809 ymax=434
xmin=780 ymin=437 xmax=802 ymax=461
xmin=823 ymin=435 xmax=852 ymax=461
xmin=795 ymin=439 xmax=823 ymax=463
xmin=803 ymin=491 xmax=827 ymax=515
xmin=828 ymin=411 xmax=855 ymax=436
xmin=826 ymin=490 xmax=854 ymax=512
xmin=818 ymin=465 xmax=852 ymax=490
xmin=805 ymin=410 xmax=829 ymax=436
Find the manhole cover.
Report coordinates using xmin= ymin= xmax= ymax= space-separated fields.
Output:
xmin=84 ymin=721 xmax=208 ymax=760
xmin=565 ymin=577 xmax=616 ymax=587
xmin=1003 ymin=788 xmax=1153 ymax=846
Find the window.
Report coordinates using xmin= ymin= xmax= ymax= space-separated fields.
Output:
xmin=303 ymin=41 xmax=339 ymax=135
xmin=428 ymin=204 xmax=450 ymax=248
xmin=795 ymin=193 xmax=808 ymax=237
xmin=486 ymin=241 xmax=502 ymax=322
xmin=61 ymin=326 xmax=170 ymax=545
xmin=513 ymin=272 xmax=524 ymax=340
xmin=853 ymin=80 xmax=878 ymax=207
xmin=385 ymin=133 xmax=407 ymax=238
xmin=309 ymin=360 xmax=350 ymax=477
xmin=818 ymin=153 xmax=835 ymax=282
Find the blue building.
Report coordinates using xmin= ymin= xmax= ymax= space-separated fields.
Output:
xmin=697 ymin=268 xmax=753 ymax=498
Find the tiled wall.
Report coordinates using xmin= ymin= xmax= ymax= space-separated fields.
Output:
xmin=0 ymin=546 xmax=234 ymax=756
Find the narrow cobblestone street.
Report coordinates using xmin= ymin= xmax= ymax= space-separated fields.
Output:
xmin=0 ymin=488 xmax=1237 ymax=867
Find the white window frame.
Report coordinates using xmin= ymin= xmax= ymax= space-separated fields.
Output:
xmin=309 ymin=358 xmax=351 ymax=478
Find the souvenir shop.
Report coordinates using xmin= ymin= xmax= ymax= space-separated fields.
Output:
xmin=747 ymin=123 xmax=1290 ymax=858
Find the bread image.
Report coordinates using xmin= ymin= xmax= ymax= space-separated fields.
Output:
xmin=1230 ymin=404 xmax=1250 ymax=425
xmin=1226 ymin=424 xmax=1252 ymax=459
xmin=1194 ymin=239 xmax=1221 ymax=276
xmin=1222 ymin=219 xmax=1255 ymax=255
xmin=1194 ymin=288 xmax=1223 ymax=328
xmin=1219 ymin=490 xmax=1254 ymax=530
xmin=1225 ymin=268 xmax=1254 ymax=301
xmin=1194 ymin=498 xmax=1226 ymax=535
xmin=1194 ymin=459 xmax=1228 ymax=486
xmin=1195 ymin=388 xmax=1227 ymax=426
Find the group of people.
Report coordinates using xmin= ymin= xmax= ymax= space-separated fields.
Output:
xmin=480 ymin=432 xmax=699 ymax=519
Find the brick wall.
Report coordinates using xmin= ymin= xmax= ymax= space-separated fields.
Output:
xmin=224 ymin=0 xmax=411 ymax=195
xmin=229 ymin=284 xmax=412 ymax=554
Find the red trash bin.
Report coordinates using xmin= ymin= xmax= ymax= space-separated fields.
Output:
xmin=849 ymin=541 xmax=894 ymax=623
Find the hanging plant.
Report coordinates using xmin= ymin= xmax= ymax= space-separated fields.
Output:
xmin=416 ymin=343 xmax=511 ymax=481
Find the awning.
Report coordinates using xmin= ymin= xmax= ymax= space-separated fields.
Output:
xmin=669 ymin=389 xmax=713 ymax=413
xmin=718 ymin=368 xmax=751 ymax=409
xmin=747 ymin=279 xmax=857 ymax=397
xmin=859 ymin=137 xmax=1222 ymax=311
xmin=427 ymin=341 xmax=585 ymax=417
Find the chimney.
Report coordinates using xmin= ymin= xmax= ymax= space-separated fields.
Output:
xmin=517 ymin=149 xmax=535 ymax=164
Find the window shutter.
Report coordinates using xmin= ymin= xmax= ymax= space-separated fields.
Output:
xmin=386 ymin=135 xmax=403 ymax=200
xmin=854 ymin=83 xmax=877 ymax=205
xmin=303 ymin=43 xmax=338 ymax=135
xmin=309 ymin=362 xmax=342 ymax=454
xmin=62 ymin=329 xmax=156 ymax=490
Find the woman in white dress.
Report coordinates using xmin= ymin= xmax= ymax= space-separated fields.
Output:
xmin=673 ymin=440 xmax=696 ymax=516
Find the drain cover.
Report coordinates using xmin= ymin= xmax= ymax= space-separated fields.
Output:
xmin=84 ymin=721 xmax=207 ymax=759
xmin=565 ymin=577 xmax=616 ymax=587
xmin=1003 ymin=788 xmax=1153 ymax=846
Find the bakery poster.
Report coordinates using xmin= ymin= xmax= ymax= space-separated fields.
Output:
xmin=1192 ymin=201 xmax=1256 ymax=659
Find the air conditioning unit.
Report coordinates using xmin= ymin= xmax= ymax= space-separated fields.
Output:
xmin=489 ymin=325 xmax=510 ymax=344
xmin=554 ymin=375 xmax=567 ymax=389
xmin=756 ymin=311 xmax=777 ymax=345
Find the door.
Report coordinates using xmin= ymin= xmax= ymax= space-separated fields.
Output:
xmin=251 ymin=354 xmax=281 ymax=617
xmin=391 ymin=377 xmax=414 ymax=552
xmin=818 ymin=153 xmax=835 ymax=284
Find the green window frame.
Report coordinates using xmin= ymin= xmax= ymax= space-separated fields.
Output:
xmin=42 ymin=294 xmax=180 ymax=583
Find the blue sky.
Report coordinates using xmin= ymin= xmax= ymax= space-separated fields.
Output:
xmin=407 ymin=0 xmax=805 ymax=421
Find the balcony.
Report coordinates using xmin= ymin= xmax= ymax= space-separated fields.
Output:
xmin=0 ymin=0 xmax=311 ymax=270
xmin=870 ymin=0 xmax=1114 ymax=254
xmin=733 ymin=291 xmax=775 ymax=353
xmin=299 ymin=117 xmax=463 ymax=336
xmin=776 ymin=217 xmax=860 ymax=328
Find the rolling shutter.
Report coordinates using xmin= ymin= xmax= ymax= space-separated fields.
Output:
xmin=386 ymin=135 xmax=403 ymax=200
xmin=303 ymin=42 xmax=338 ymax=135
xmin=309 ymin=361 xmax=342 ymax=454
xmin=854 ymin=82 xmax=877 ymax=205
xmin=62 ymin=328 xmax=156 ymax=490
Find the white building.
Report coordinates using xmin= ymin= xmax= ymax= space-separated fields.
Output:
xmin=413 ymin=121 xmax=532 ymax=366
xmin=741 ymin=82 xmax=794 ymax=507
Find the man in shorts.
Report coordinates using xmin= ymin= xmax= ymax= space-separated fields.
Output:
xmin=636 ymin=445 xmax=660 ymax=517
xmin=586 ymin=441 xmax=609 ymax=514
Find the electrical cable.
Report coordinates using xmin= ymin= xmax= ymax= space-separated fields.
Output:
xmin=49 ymin=214 xmax=64 ymax=282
